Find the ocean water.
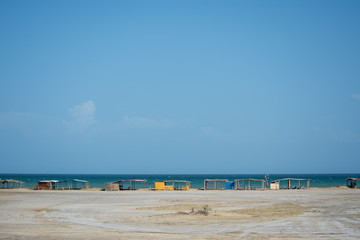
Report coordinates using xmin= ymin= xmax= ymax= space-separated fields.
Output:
xmin=0 ymin=173 xmax=358 ymax=189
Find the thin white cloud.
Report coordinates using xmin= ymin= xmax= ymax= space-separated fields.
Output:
xmin=122 ymin=116 xmax=175 ymax=128
xmin=68 ymin=100 xmax=96 ymax=126
xmin=352 ymin=94 xmax=360 ymax=100
xmin=64 ymin=100 xmax=97 ymax=132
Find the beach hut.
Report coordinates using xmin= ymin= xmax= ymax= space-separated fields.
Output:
xmin=234 ymin=179 xmax=266 ymax=190
xmin=105 ymin=179 xmax=148 ymax=191
xmin=54 ymin=179 xmax=89 ymax=190
xmin=37 ymin=180 xmax=60 ymax=190
xmin=270 ymin=178 xmax=310 ymax=189
xmin=105 ymin=182 xmax=120 ymax=191
xmin=175 ymin=180 xmax=191 ymax=190
xmin=154 ymin=180 xmax=190 ymax=190
xmin=0 ymin=179 xmax=26 ymax=189
xmin=118 ymin=179 xmax=147 ymax=190
xmin=37 ymin=179 xmax=89 ymax=190
xmin=346 ymin=178 xmax=360 ymax=188
xmin=270 ymin=181 xmax=280 ymax=190
xmin=155 ymin=181 xmax=169 ymax=190
xmin=204 ymin=179 xmax=228 ymax=190
xmin=69 ymin=179 xmax=89 ymax=190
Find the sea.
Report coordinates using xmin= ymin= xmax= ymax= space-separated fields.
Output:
xmin=0 ymin=173 xmax=358 ymax=189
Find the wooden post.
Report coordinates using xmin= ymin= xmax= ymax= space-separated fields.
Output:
xmin=307 ymin=180 xmax=309 ymax=189
xmin=288 ymin=179 xmax=291 ymax=189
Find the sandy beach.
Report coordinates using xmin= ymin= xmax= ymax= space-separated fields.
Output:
xmin=0 ymin=188 xmax=359 ymax=239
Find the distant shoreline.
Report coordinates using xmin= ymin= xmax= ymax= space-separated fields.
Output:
xmin=2 ymin=173 xmax=358 ymax=189
xmin=0 ymin=185 xmax=355 ymax=192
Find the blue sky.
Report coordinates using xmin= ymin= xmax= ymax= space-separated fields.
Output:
xmin=1 ymin=1 xmax=360 ymax=174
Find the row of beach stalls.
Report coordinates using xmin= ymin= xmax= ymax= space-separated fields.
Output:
xmin=0 ymin=178 xmax=89 ymax=190
xmin=204 ymin=178 xmax=311 ymax=190
xmin=14 ymin=177 xmax=360 ymax=190
xmin=104 ymin=178 xmax=311 ymax=191
xmin=105 ymin=180 xmax=191 ymax=191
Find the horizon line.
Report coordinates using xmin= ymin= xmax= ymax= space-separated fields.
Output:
xmin=1 ymin=172 xmax=359 ymax=175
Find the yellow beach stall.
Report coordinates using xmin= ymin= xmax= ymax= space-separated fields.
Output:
xmin=154 ymin=181 xmax=173 ymax=190
xmin=154 ymin=180 xmax=190 ymax=190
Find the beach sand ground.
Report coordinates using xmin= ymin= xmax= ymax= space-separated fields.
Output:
xmin=0 ymin=188 xmax=359 ymax=239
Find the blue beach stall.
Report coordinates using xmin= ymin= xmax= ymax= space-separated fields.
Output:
xmin=225 ymin=181 xmax=235 ymax=190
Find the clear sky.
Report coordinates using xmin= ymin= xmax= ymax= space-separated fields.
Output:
xmin=1 ymin=1 xmax=360 ymax=174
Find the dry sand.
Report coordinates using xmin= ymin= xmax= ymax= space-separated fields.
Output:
xmin=1 ymin=188 xmax=360 ymax=239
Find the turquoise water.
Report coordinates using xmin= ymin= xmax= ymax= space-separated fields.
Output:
xmin=1 ymin=173 xmax=358 ymax=189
